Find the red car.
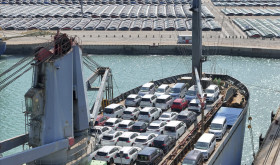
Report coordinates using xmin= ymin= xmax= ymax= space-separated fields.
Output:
xmin=171 ymin=98 xmax=188 ymax=111
xmin=94 ymin=115 xmax=109 ymax=126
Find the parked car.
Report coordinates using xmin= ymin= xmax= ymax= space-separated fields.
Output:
xmin=94 ymin=115 xmax=109 ymax=126
xmin=158 ymin=112 xmax=178 ymax=122
xmin=155 ymin=95 xmax=173 ymax=111
xmin=182 ymin=150 xmax=203 ymax=165
xmin=117 ymin=120 xmax=135 ymax=132
xmin=171 ymin=98 xmax=188 ymax=111
xmin=138 ymin=107 xmax=162 ymax=123
xmin=177 ymin=111 xmax=197 ymax=127
xmin=116 ymin=132 xmax=139 ymax=146
xmin=163 ymin=121 xmax=186 ymax=139
xmin=130 ymin=121 xmax=149 ymax=132
xmin=104 ymin=104 xmax=125 ymax=118
xmin=93 ymin=146 xmax=121 ymax=164
xmin=188 ymin=99 xmax=206 ymax=114
xmin=146 ymin=120 xmax=167 ymax=134
xmin=185 ymin=85 xmax=198 ymax=101
xmin=125 ymin=94 xmax=142 ymax=107
xmin=104 ymin=118 xmax=122 ymax=130
xmin=140 ymin=94 xmax=157 ymax=108
xmin=138 ymin=83 xmax=156 ymax=96
xmin=136 ymin=147 xmax=164 ymax=165
xmin=169 ymin=83 xmax=187 ymax=99
xmin=205 ymin=84 xmax=220 ymax=102
xmin=151 ymin=135 xmax=176 ymax=153
xmin=133 ymin=133 xmax=158 ymax=149
xmin=154 ymin=84 xmax=170 ymax=96
xmin=90 ymin=126 xmax=113 ymax=143
xmin=194 ymin=133 xmax=216 ymax=160
xmin=209 ymin=116 xmax=227 ymax=140
xmin=101 ymin=130 xmax=123 ymax=146
xmin=122 ymin=107 xmax=141 ymax=120
xmin=114 ymin=147 xmax=142 ymax=165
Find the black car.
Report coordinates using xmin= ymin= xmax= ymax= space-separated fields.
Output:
xmin=130 ymin=121 xmax=148 ymax=132
xmin=177 ymin=111 xmax=197 ymax=128
xmin=183 ymin=150 xmax=203 ymax=165
xmin=136 ymin=147 xmax=163 ymax=165
xmin=151 ymin=135 xmax=176 ymax=153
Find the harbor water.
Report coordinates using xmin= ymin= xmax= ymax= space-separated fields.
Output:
xmin=1 ymin=54 xmax=280 ymax=164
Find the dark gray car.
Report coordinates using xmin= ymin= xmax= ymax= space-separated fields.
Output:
xmin=177 ymin=111 xmax=197 ymax=127
xmin=182 ymin=150 xmax=203 ymax=165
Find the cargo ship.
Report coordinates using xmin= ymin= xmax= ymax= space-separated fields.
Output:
xmin=0 ymin=0 xmax=249 ymax=164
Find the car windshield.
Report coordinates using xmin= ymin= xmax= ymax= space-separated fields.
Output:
xmin=210 ymin=123 xmax=223 ymax=130
xmin=118 ymin=137 xmax=129 ymax=141
xmin=148 ymin=125 xmax=159 ymax=129
xmin=118 ymin=124 xmax=128 ymax=128
xmin=206 ymin=89 xmax=215 ymax=93
xmin=141 ymin=98 xmax=150 ymax=101
xmin=153 ymin=140 xmax=164 ymax=145
xmin=124 ymin=111 xmax=132 ymax=114
xmin=173 ymin=102 xmax=181 ymax=105
xmin=102 ymin=135 xmax=113 ymax=140
xmin=160 ymin=114 xmax=170 ymax=118
xmin=96 ymin=151 xmax=107 ymax=156
xmin=135 ymin=138 xmax=147 ymax=142
xmin=132 ymin=126 xmax=141 ymax=130
xmin=126 ymin=98 xmax=134 ymax=101
xmin=195 ymin=142 xmax=209 ymax=150
xmin=138 ymin=155 xmax=150 ymax=161
xmin=186 ymin=90 xmax=196 ymax=96
xmin=182 ymin=159 xmax=196 ymax=165
xmin=156 ymin=99 xmax=166 ymax=103
xmin=177 ymin=115 xmax=187 ymax=120
xmin=116 ymin=153 xmax=129 ymax=158
xmin=164 ymin=126 xmax=176 ymax=132
xmin=91 ymin=128 xmax=101 ymax=134
xmin=189 ymin=103 xmax=199 ymax=107
xmin=156 ymin=88 xmax=165 ymax=93
xmin=140 ymin=87 xmax=149 ymax=92
xmin=140 ymin=112 xmax=149 ymax=115
xmin=170 ymin=88 xmax=180 ymax=93
xmin=104 ymin=108 xmax=114 ymax=114
xmin=105 ymin=122 xmax=114 ymax=126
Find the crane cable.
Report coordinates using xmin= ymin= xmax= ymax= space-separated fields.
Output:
xmin=0 ymin=56 xmax=32 ymax=78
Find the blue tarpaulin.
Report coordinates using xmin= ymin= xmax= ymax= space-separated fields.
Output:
xmin=215 ymin=107 xmax=243 ymax=126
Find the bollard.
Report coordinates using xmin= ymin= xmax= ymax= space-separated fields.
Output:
xmin=114 ymin=35 xmax=115 ymax=38
xmin=98 ymin=35 xmax=100 ymax=37
xmin=210 ymin=36 xmax=212 ymax=38
xmin=122 ymin=35 xmax=123 ymax=37
xmin=229 ymin=36 xmax=230 ymax=38
xmin=161 ymin=35 xmax=162 ymax=38
xmin=129 ymin=35 xmax=131 ymax=37
xmin=169 ymin=35 xmax=171 ymax=38
xmin=138 ymin=35 xmax=139 ymax=38
xmin=202 ymin=36 xmax=204 ymax=38
xmin=146 ymin=35 xmax=147 ymax=38
xmin=106 ymin=35 xmax=107 ymax=37
xmin=90 ymin=35 xmax=92 ymax=37
xmin=218 ymin=35 xmax=220 ymax=38
xmin=153 ymin=35 xmax=154 ymax=38
xmin=83 ymin=35 xmax=85 ymax=37
xmin=226 ymin=36 xmax=227 ymax=38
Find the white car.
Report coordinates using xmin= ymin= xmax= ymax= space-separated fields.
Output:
xmin=205 ymin=85 xmax=220 ymax=102
xmin=158 ymin=112 xmax=178 ymax=122
xmin=101 ymin=130 xmax=123 ymax=146
xmin=93 ymin=146 xmax=121 ymax=164
xmin=90 ymin=126 xmax=113 ymax=143
xmin=133 ymin=133 xmax=158 ymax=149
xmin=138 ymin=107 xmax=162 ymax=123
xmin=116 ymin=132 xmax=139 ymax=147
xmin=104 ymin=118 xmax=123 ymax=130
xmin=114 ymin=147 xmax=142 ymax=165
xmin=125 ymin=94 xmax=142 ymax=107
xmin=194 ymin=133 xmax=216 ymax=159
xmin=117 ymin=120 xmax=135 ymax=132
xmin=155 ymin=94 xmax=174 ymax=111
xmin=122 ymin=107 xmax=141 ymax=120
xmin=154 ymin=84 xmax=171 ymax=96
xmin=138 ymin=82 xmax=156 ymax=96
xmin=140 ymin=94 xmax=157 ymax=108
xmin=163 ymin=121 xmax=186 ymax=139
xmin=188 ymin=99 xmax=206 ymax=113
xmin=146 ymin=120 xmax=167 ymax=134
xmin=209 ymin=116 xmax=227 ymax=140
xmin=103 ymin=104 xmax=125 ymax=118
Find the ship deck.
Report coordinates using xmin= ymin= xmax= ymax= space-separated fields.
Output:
xmin=253 ymin=107 xmax=280 ymax=165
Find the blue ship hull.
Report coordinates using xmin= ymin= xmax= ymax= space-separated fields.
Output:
xmin=0 ymin=41 xmax=6 ymax=56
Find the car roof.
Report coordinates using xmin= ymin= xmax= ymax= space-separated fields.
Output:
xmin=142 ymin=83 xmax=154 ymax=87
xmin=206 ymin=84 xmax=218 ymax=90
xmin=93 ymin=126 xmax=104 ymax=129
xmin=120 ymin=120 xmax=133 ymax=125
xmin=125 ymin=107 xmax=138 ymax=111
xmin=190 ymin=99 xmax=200 ymax=103
xmin=106 ymin=104 xmax=121 ymax=109
xmin=127 ymin=94 xmax=138 ymax=98
xmin=141 ymin=107 xmax=154 ymax=112
xmin=198 ymin=133 xmax=215 ymax=143
xmin=138 ymin=147 xmax=157 ymax=155
xmin=106 ymin=118 xmax=120 ymax=123
xmin=98 ymin=146 xmax=118 ymax=152
xmin=173 ymin=83 xmax=185 ymax=88
xmin=119 ymin=147 xmax=134 ymax=153
xmin=133 ymin=121 xmax=146 ymax=126
xmin=150 ymin=120 xmax=165 ymax=126
xmin=120 ymin=132 xmax=138 ymax=137
xmin=157 ymin=94 xmax=171 ymax=99
xmin=165 ymin=121 xmax=182 ymax=126
xmin=179 ymin=111 xmax=193 ymax=115
xmin=142 ymin=94 xmax=155 ymax=98
xmin=211 ymin=116 xmax=226 ymax=124
xmin=158 ymin=84 xmax=169 ymax=88
xmin=184 ymin=150 xmax=202 ymax=160
xmin=104 ymin=130 xmax=120 ymax=136
xmin=174 ymin=98 xmax=184 ymax=103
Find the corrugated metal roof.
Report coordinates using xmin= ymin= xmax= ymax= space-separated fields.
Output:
xmin=215 ymin=107 xmax=243 ymax=126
